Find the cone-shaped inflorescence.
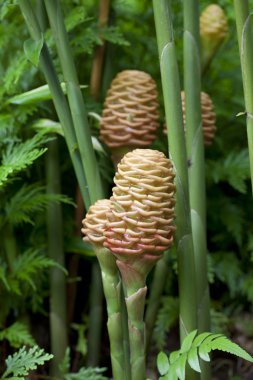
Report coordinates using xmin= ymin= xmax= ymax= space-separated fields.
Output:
xmin=82 ymin=199 xmax=128 ymax=380
xmin=164 ymin=91 xmax=216 ymax=146
xmin=82 ymin=199 xmax=111 ymax=244
xmin=104 ymin=148 xmax=176 ymax=380
xmin=200 ymin=4 xmax=228 ymax=70
xmin=100 ymin=71 xmax=160 ymax=164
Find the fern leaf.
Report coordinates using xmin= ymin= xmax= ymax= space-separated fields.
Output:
xmin=12 ymin=249 xmax=61 ymax=292
xmin=210 ymin=336 xmax=253 ymax=363
xmin=0 ymin=132 xmax=50 ymax=187
xmin=2 ymin=345 xmax=53 ymax=380
xmin=187 ymin=347 xmax=200 ymax=373
xmin=154 ymin=296 xmax=179 ymax=350
xmin=0 ymin=322 xmax=35 ymax=348
xmin=206 ymin=149 xmax=250 ymax=193
xmin=157 ymin=331 xmax=253 ymax=380
xmin=63 ymin=367 xmax=108 ymax=380
xmin=4 ymin=183 xmax=74 ymax=225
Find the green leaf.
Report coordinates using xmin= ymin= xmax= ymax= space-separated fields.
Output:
xmin=187 ymin=347 xmax=201 ymax=373
xmin=0 ymin=132 xmax=50 ymax=188
xmin=210 ymin=336 xmax=253 ymax=363
xmin=24 ymin=35 xmax=44 ymax=67
xmin=4 ymin=183 xmax=74 ymax=226
xmin=0 ymin=322 xmax=35 ymax=348
xmin=156 ymin=331 xmax=253 ymax=380
xmin=8 ymin=83 xmax=87 ymax=105
xmin=157 ymin=352 xmax=170 ymax=375
xmin=180 ymin=330 xmax=197 ymax=353
xmin=2 ymin=346 xmax=53 ymax=379
xmin=175 ymin=353 xmax=187 ymax=380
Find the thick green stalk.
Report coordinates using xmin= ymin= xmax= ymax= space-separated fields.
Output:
xmin=86 ymin=261 xmax=104 ymax=366
xmin=153 ymin=1 xmax=198 ymax=378
xmin=145 ymin=252 xmax=170 ymax=351
xmin=19 ymin=0 xmax=103 ymax=360
xmin=18 ymin=0 xmax=90 ymax=208
xmin=44 ymin=1 xmax=110 ymax=365
xmin=117 ymin=254 xmax=161 ymax=380
xmin=234 ymin=0 xmax=253 ymax=193
xmin=44 ymin=0 xmax=104 ymax=204
xmin=95 ymin=247 xmax=129 ymax=380
xmin=183 ymin=2 xmax=211 ymax=379
xmin=46 ymin=138 xmax=68 ymax=378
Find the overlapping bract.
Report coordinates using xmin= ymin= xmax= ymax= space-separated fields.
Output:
xmin=164 ymin=91 xmax=217 ymax=146
xmin=104 ymin=149 xmax=176 ymax=255
xmin=100 ymin=70 xmax=159 ymax=149
xmin=200 ymin=4 xmax=228 ymax=44
xmin=182 ymin=91 xmax=217 ymax=146
xmin=82 ymin=199 xmax=112 ymax=245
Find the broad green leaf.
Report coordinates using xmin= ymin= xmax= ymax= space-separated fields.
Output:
xmin=175 ymin=353 xmax=187 ymax=380
xmin=8 ymin=83 xmax=87 ymax=105
xmin=180 ymin=330 xmax=197 ymax=353
xmin=169 ymin=350 xmax=180 ymax=364
xmin=192 ymin=332 xmax=212 ymax=347
xmin=187 ymin=347 xmax=201 ymax=373
xmin=32 ymin=119 xmax=64 ymax=137
xmin=198 ymin=343 xmax=211 ymax=362
xmin=24 ymin=35 xmax=43 ymax=67
xmin=157 ymin=352 xmax=170 ymax=375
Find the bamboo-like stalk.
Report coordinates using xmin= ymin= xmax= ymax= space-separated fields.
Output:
xmin=44 ymin=0 xmax=103 ymax=204
xmin=46 ymin=138 xmax=68 ymax=378
xmin=86 ymin=260 xmax=104 ymax=367
xmin=145 ymin=252 xmax=170 ymax=351
xmin=90 ymin=0 xmax=110 ymax=100
xmin=34 ymin=5 xmax=68 ymax=376
xmin=18 ymin=0 xmax=91 ymax=208
xmin=152 ymin=1 xmax=198 ymax=378
xmin=234 ymin=0 xmax=253 ymax=192
xmin=95 ymin=247 xmax=128 ymax=380
xmin=183 ymin=2 xmax=211 ymax=379
xmin=19 ymin=1 xmax=106 ymax=365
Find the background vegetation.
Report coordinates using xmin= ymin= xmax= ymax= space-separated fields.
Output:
xmin=0 ymin=0 xmax=252 ymax=379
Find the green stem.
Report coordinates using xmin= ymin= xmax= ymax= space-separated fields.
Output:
xmin=234 ymin=0 xmax=253 ymax=193
xmin=86 ymin=260 xmax=103 ymax=367
xmin=44 ymin=0 xmax=104 ymax=203
xmin=116 ymin=253 xmax=161 ymax=380
xmin=152 ymin=1 xmax=198 ymax=378
xmin=95 ymin=247 xmax=129 ymax=380
xmin=183 ymin=1 xmax=211 ymax=378
xmin=18 ymin=0 xmax=90 ymax=208
xmin=46 ymin=138 xmax=68 ymax=378
xmin=145 ymin=251 xmax=170 ymax=351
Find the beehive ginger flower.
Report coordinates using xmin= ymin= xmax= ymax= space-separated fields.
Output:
xmin=100 ymin=70 xmax=160 ymax=164
xmin=104 ymin=149 xmax=176 ymax=256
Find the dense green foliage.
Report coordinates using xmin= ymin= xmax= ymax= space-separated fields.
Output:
xmin=0 ymin=0 xmax=253 ymax=379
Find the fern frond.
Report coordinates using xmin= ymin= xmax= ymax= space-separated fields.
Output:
xmin=59 ymin=349 xmax=108 ymax=380
xmin=157 ymin=330 xmax=253 ymax=380
xmin=2 ymin=345 xmax=53 ymax=380
xmin=0 ymin=132 xmax=51 ymax=187
xmin=12 ymin=249 xmax=61 ymax=292
xmin=153 ymin=296 xmax=179 ymax=350
xmin=206 ymin=149 xmax=250 ymax=193
xmin=3 ymin=53 xmax=29 ymax=94
xmin=4 ymin=183 xmax=74 ymax=225
xmin=0 ymin=322 xmax=35 ymax=348
xmin=64 ymin=367 xmax=108 ymax=380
